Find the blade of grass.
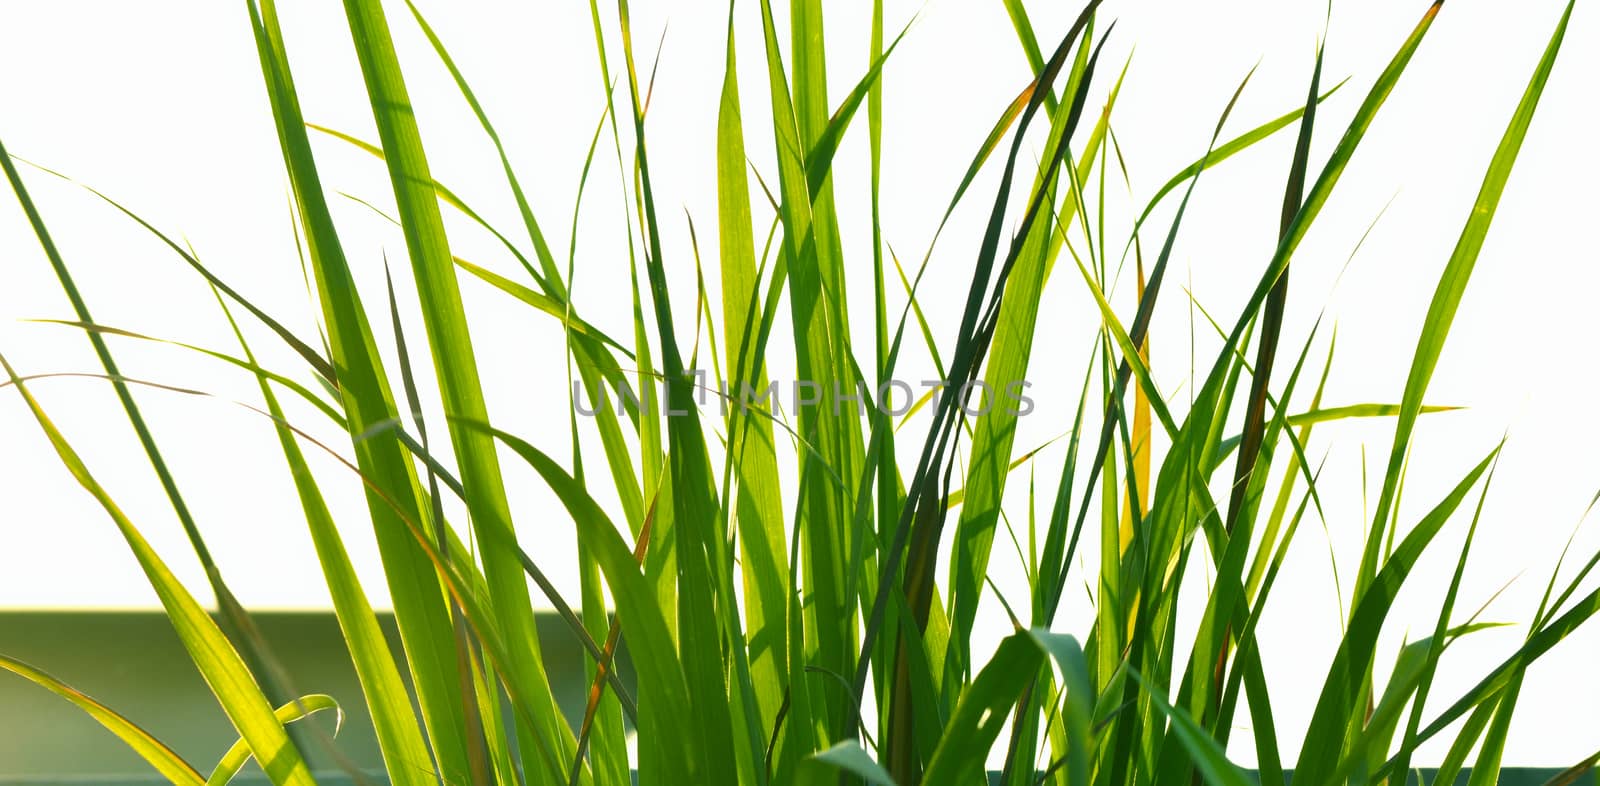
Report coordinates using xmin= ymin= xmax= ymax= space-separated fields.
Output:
xmin=475 ymin=423 xmax=704 ymax=785
xmin=31 ymin=319 xmax=346 ymax=426
xmin=1 ymin=140 xmax=313 ymax=756
xmin=716 ymin=0 xmax=790 ymax=749
xmin=0 ymin=654 xmax=206 ymax=786
xmin=1292 ymin=447 xmax=1499 ymax=785
xmin=1355 ymin=0 xmax=1574 ymax=609
xmin=614 ymin=3 xmax=749 ymax=784
xmin=0 ymin=353 xmax=315 ymax=786
xmin=812 ymin=741 xmax=898 ymax=786
xmin=206 ymin=695 xmax=342 ymax=786
xmin=217 ymin=292 xmax=438 ymax=786
xmin=247 ymin=1 xmax=479 ymax=779
xmin=337 ymin=0 xmax=582 ymax=779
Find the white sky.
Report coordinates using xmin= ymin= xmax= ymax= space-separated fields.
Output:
xmin=1 ymin=0 xmax=1597 ymax=769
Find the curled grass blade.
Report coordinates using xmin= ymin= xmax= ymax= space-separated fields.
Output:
xmin=206 ymin=695 xmax=343 ymax=786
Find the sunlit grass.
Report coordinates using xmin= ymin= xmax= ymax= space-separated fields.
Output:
xmin=1 ymin=1 xmax=1595 ymax=785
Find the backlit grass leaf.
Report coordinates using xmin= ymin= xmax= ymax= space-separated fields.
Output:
xmin=0 ymin=654 xmax=206 ymax=786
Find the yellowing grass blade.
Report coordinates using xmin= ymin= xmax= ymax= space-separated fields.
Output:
xmin=1122 ymin=262 xmax=1151 ymax=551
xmin=0 ymin=654 xmax=206 ymax=786
xmin=0 ymin=354 xmax=315 ymax=786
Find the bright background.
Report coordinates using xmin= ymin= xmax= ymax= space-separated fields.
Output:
xmin=1 ymin=0 xmax=1596 ymax=768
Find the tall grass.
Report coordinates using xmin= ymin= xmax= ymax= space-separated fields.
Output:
xmin=2 ymin=1 xmax=1596 ymax=785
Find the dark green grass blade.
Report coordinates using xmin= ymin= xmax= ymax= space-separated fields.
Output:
xmin=477 ymin=425 xmax=703 ymax=786
xmin=1199 ymin=47 xmax=1323 ymax=772
xmin=1187 ymin=2 xmax=1445 ymax=468
xmin=1223 ymin=41 xmax=1322 ymax=538
xmin=614 ymin=3 xmax=746 ymax=784
xmin=1542 ymin=749 xmax=1600 ymax=786
xmin=948 ymin=38 xmax=1122 ymax=680
xmin=869 ymin=8 xmax=1107 ymax=779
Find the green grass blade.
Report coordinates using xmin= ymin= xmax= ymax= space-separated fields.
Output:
xmin=450 ymin=256 xmax=632 ymax=356
xmin=800 ymin=19 xmax=911 ymax=203
xmin=0 ymin=654 xmax=206 ymax=786
xmin=998 ymin=0 xmax=1053 ymax=110
xmin=716 ymin=2 xmax=788 ymax=745
xmin=811 ymin=741 xmax=898 ymax=786
xmin=755 ymin=0 xmax=866 ymax=753
xmin=920 ymin=633 xmax=1040 ymax=784
xmin=1293 ymin=447 xmax=1498 ymax=785
xmin=337 ymin=0 xmax=580 ymax=779
xmin=1120 ymin=79 xmax=1348 ymax=262
xmin=247 ymin=1 xmax=478 ymax=778
xmin=476 ymin=424 xmax=704 ymax=786
xmin=1128 ymin=669 xmax=1253 ymax=786
xmin=0 ymin=355 xmax=315 ymax=786
xmin=398 ymin=0 xmax=561 ymax=290
xmin=1356 ymin=0 xmax=1575 ymax=606
xmin=613 ymin=3 xmax=748 ymax=784
xmin=206 ymin=695 xmax=342 ymax=786
xmin=1382 ymin=463 xmax=1502 ymax=785
xmin=1379 ymin=578 xmax=1600 ymax=783
xmin=1028 ymin=631 xmax=1094 ymax=786
xmin=219 ymin=294 xmax=438 ymax=786
xmin=1 ymin=140 xmax=309 ymax=744
xmin=8 ymin=158 xmax=337 ymax=386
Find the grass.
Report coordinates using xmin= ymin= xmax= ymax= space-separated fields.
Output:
xmin=1 ymin=1 xmax=1596 ymax=785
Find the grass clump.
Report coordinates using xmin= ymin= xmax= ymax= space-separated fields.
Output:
xmin=2 ymin=1 xmax=1596 ymax=785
